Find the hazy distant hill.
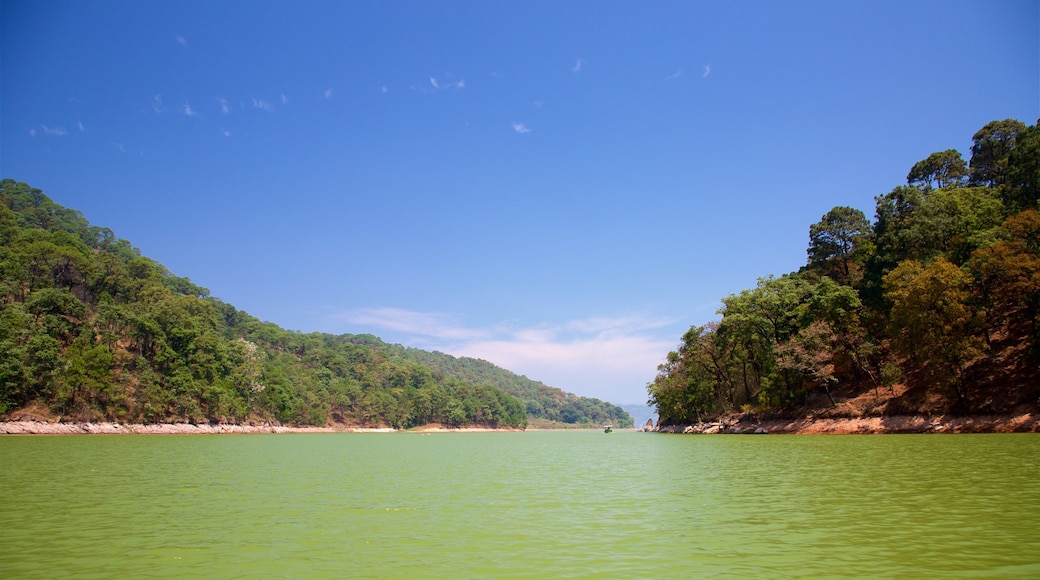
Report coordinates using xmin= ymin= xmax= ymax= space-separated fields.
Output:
xmin=621 ymin=404 xmax=657 ymax=429
xmin=393 ymin=345 xmax=633 ymax=428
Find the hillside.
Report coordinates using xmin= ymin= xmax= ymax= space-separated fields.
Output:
xmin=0 ymin=179 xmax=631 ymax=429
xmin=648 ymin=118 xmax=1040 ymax=429
xmin=392 ymin=345 xmax=633 ymax=427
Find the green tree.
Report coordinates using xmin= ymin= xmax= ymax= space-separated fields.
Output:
xmin=908 ymin=149 xmax=968 ymax=190
xmin=807 ymin=206 xmax=873 ymax=285
xmin=970 ymin=119 xmax=1026 ymax=187
xmin=1005 ymin=121 xmax=1040 ymax=212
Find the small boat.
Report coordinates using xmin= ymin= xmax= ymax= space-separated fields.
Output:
xmin=603 ymin=425 xmax=613 ymax=433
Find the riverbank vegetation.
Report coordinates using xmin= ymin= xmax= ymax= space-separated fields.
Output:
xmin=0 ymin=179 xmax=631 ymax=429
xmin=649 ymin=119 xmax=1040 ymax=427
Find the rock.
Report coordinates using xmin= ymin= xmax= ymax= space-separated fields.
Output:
xmin=754 ymin=427 xmax=767 ymax=434
xmin=644 ymin=418 xmax=655 ymax=432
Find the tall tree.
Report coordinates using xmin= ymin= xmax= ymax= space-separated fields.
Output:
xmin=807 ymin=206 xmax=873 ymax=285
xmin=907 ymin=149 xmax=968 ymax=190
xmin=884 ymin=259 xmax=985 ymax=406
xmin=969 ymin=119 xmax=1026 ymax=187
xmin=1004 ymin=121 xmax=1040 ymax=212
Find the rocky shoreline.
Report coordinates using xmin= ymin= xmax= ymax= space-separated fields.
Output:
xmin=655 ymin=413 xmax=1040 ymax=434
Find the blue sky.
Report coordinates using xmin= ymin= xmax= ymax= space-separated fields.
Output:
xmin=2 ymin=0 xmax=1037 ymax=405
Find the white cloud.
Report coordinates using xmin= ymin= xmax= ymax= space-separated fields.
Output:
xmin=323 ymin=88 xmax=334 ymax=99
xmin=380 ymin=85 xmax=389 ymax=93
xmin=334 ymin=308 xmax=677 ymax=403
xmin=281 ymin=93 xmax=289 ymax=104
xmin=703 ymin=63 xmax=712 ymax=78
xmin=428 ymin=76 xmax=465 ymax=91
xmin=153 ymin=94 xmax=165 ymax=113
xmin=252 ymin=98 xmax=273 ymax=111
xmin=513 ymin=122 xmax=531 ymax=134
xmin=182 ymin=103 xmax=198 ymax=117
xmin=338 ymin=307 xmax=489 ymax=341
xmin=41 ymin=125 xmax=67 ymax=136
xmin=176 ymin=35 xmax=188 ymax=47
xmin=221 ymin=129 xmax=231 ymax=137
xmin=77 ymin=121 xmax=86 ymax=132
xmin=218 ymin=98 xmax=230 ymax=114
xmin=28 ymin=128 xmax=37 ymax=137
xmin=665 ymin=68 xmax=683 ymax=80
xmin=573 ymin=58 xmax=584 ymax=73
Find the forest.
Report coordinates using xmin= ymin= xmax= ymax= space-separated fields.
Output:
xmin=649 ymin=118 xmax=1040 ymax=426
xmin=0 ymin=180 xmax=632 ymax=429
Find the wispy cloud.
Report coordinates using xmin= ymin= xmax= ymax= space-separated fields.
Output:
xmin=176 ymin=35 xmax=188 ymax=47
xmin=428 ymin=76 xmax=465 ymax=91
xmin=281 ymin=93 xmax=289 ymax=105
xmin=77 ymin=121 xmax=86 ymax=132
xmin=40 ymin=125 xmax=67 ymax=136
xmin=252 ymin=98 xmax=273 ymax=111
xmin=153 ymin=94 xmax=165 ymax=113
xmin=665 ymin=68 xmax=683 ymax=80
xmin=380 ymin=85 xmax=389 ymax=94
xmin=182 ymin=103 xmax=198 ymax=117
xmin=221 ymin=129 xmax=231 ymax=137
xmin=513 ymin=122 xmax=531 ymax=134
xmin=702 ymin=63 xmax=712 ymax=78
xmin=338 ymin=308 xmax=489 ymax=341
xmin=218 ymin=98 xmax=230 ymax=114
xmin=323 ymin=88 xmax=334 ymax=99
xmin=334 ymin=308 xmax=677 ymax=402
xmin=28 ymin=128 xmax=37 ymax=137
xmin=573 ymin=58 xmax=584 ymax=73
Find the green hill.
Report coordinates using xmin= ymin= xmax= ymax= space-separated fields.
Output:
xmin=0 ymin=179 xmax=630 ymax=429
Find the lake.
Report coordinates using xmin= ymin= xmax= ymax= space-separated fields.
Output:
xmin=2 ymin=431 xmax=1038 ymax=578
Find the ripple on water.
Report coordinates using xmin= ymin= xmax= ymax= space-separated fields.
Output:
xmin=1 ymin=432 xmax=1038 ymax=578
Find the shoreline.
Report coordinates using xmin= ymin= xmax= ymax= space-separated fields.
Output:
xmin=655 ymin=412 xmax=1040 ymax=434
xmin=0 ymin=421 xmax=523 ymax=435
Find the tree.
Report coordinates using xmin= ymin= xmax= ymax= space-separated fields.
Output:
xmin=807 ymin=206 xmax=873 ymax=285
xmin=970 ymin=119 xmax=1026 ymax=187
xmin=908 ymin=149 xmax=968 ymax=190
xmin=1004 ymin=121 xmax=1040 ymax=212
xmin=884 ymin=259 xmax=985 ymax=406
xmin=968 ymin=210 xmax=1040 ymax=356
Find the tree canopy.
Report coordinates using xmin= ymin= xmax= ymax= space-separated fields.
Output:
xmin=649 ymin=119 xmax=1040 ymax=425
xmin=0 ymin=180 xmax=633 ymax=428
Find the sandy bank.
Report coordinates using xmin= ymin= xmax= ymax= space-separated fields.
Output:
xmin=0 ymin=421 xmax=394 ymax=435
xmin=0 ymin=421 xmax=527 ymax=435
xmin=656 ymin=413 xmax=1040 ymax=434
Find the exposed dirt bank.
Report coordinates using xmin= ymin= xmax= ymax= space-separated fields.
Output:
xmin=656 ymin=413 xmax=1040 ymax=434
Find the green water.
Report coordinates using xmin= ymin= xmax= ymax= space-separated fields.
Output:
xmin=1 ymin=432 xmax=1038 ymax=578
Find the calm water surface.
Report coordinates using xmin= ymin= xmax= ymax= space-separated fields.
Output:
xmin=2 ymin=431 xmax=1038 ymax=578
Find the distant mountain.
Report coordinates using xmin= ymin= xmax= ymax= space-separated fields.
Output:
xmin=621 ymin=404 xmax=657 ymax=429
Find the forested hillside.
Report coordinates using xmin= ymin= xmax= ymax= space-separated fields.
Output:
xmin=393 ymin=346 xmax=633 ymax=427
xmin=649 ymin=119 xmax=1040 ymax=426
xmin=0 ymin=180 xmax=630 ymax=428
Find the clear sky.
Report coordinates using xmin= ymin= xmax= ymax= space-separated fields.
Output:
xmin=2 ymin=0 xmax=1037 ymax=405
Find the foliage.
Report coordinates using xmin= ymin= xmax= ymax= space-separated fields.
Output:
xmin=649 ymin=119 xmax=1040 ymax=424
xmin=0 ymin=179 xmax=539 ymax=428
